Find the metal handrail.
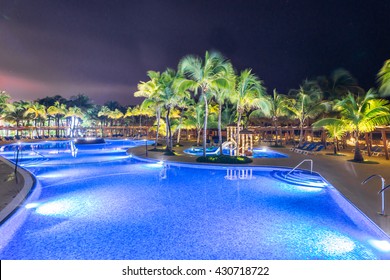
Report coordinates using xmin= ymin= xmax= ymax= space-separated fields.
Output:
xmin=362 ymin=174 xmax=387 ymax=216
xmin=285 ymin=159 xmax=313 ymax=178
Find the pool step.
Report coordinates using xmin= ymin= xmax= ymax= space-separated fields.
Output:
xmin=271 ymin=170 xmax=328 ymax=188
xmin=19 ymin=157 xmax=50 ymax=167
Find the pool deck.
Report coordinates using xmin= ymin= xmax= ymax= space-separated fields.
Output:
xmin=1 ymin=140 xmax=390 ymax=237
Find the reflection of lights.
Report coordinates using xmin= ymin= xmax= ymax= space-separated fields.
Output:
xmin=35 ymin=199 xmax=78 ymax=216
xmin=317 ymin=233 xmax=355 ymax=255
xmin=369 ymin=240 xmax=390 ymax=252
xmin=25 ymin=203 xmax=40 ymax=209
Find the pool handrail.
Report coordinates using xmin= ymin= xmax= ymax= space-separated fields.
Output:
xmin=285 ymin=159 xmax=313 ymax=178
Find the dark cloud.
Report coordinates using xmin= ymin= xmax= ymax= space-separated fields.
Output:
xmin=0 ymin=0 xmax=389 ymax=105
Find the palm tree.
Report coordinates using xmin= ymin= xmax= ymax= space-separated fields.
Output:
xmin=285 ymin=81 xmax=328 ymax=145
xmin=3 ymin=101 xmax=29 ymax=136
xmin=178 ymin=51 xmax=232 ymax=157
xmin=184 ymin=100 xmax=204 ymax=145
xmin=331 ymin=90 xmax=390 ymax=161
xmin=108 ymin=109 xmax=124 ymax=126
xmin=97 ymin=105 xmax=111 ymax=136
xmin=0 ymin=91 xmax=11 ymax=123
xmin=313 ymin=119 xmax=348 ymax=155
xmin=134 ymin=71 xmax=164 ymax=149
xmin=65 ymin=106 xmax=84 ymax=137
xmin=211 ymin=66 xmax=235 ymax=154
xmin=47 ymin=101 xmax=67 ymax=137
xmin=158 ymin=69 xmax=190 ymax=152
xmin=377 ymin=59 xmax=390 ymax=97
xmin=250 ymin=89 xmax=288 ymax=146
xmin=24 ymin=102 xmax=47 ymax=137
xmin=230 ymin=69 xmax=267 ymax=154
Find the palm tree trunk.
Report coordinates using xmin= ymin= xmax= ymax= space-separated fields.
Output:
xmin=236 ymin=112 xmax=242 ymax=156
xmin=274 ymin=120 xmax=278 ymax=146
xmin=197 ymin=128 xmax=201 ymax=146
xmin=202 ymin=94 xmax=208 ymax=157
xmin=299 ymin=123 xmax=304 ymax=146
xmin=218 ymin=102 xmax=223 ymax=155
xmin=155 ymin=109 xmax=161 ymax=149
xmin=353 ymin=131 xmax=364 ymax=162
xmin=333 ymin=137 xmax=337 ymax=155
xmin=165 ymin=110 xmax=170 ymax=150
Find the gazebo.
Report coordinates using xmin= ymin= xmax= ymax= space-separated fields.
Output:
xmin=226 ymin=124 xmax=255 ymax=156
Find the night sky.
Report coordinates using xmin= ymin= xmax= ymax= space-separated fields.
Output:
xmin=0 ymin=0 xmax=389 ymax=105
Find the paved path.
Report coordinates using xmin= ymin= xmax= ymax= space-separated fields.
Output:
xmin=0 ymin=141 xmax=389 ymax=236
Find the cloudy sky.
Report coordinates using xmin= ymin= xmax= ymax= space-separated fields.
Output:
xmin=0 ymin=0 xmax=389 ymax=105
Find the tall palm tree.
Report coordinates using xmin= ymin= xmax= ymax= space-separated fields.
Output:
xmin=3 ymin=101 xmax=29 ymax=136
xmin=285 ymin=81 xmax=328 ymax=145
xmin=183 ymin=100 xmax=204 ymax=146
xmin=230 ymin=69 xmax=267 ymax=154
xmin=47 ymin=101 xmax=67 ymax=137
xmin=158 ymin=69 xmax=190 ymax=152
xmin=0 ymin=91 xmax=11 ymax=123
xmin=24 ymin=102 xmax=47 ymax=137
xmin=250 ymin=89 xmax=288 ymax=146
xmin=211 ymin=66 xmax=235 ymax=154
xmin=332 ymin=90 xmax=390 ymax=161
xmin=107 ymin=109 xmax=124 ymax=126
xmin=178 ymin=51 xmax=232 ymax=156
xmin=377 ymin=59 xmax=390 ymax=97
xmin=65 ymin=106 xmax=84 ymax=137
xmin=134 ymin=71 xmax=164 ymax=149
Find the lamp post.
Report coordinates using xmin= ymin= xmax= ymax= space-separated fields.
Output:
xmin=145 ymin=139 xmax=148 ymax=157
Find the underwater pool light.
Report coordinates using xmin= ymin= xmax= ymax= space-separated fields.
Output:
xmin=25 ymin=203 xmax=40 ymax=209
xmin=369 ymin=239 xmax=390 ymax=252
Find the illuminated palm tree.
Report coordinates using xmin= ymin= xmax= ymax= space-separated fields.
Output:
xmin=108 ymin=109 xmax=124 ymax=126
xmin=134 ymin=71 xmax=164 ymax=148
xmin=0 ymin=91 xmax=11 ymax=124
xmin=65 ymin=106 xmax=84 ymax=137
xmin=313 ymin=119 xmax=348 ymax=155
xmin=250 ymin=89 xmax=288 ymax=146
xmin=285 ymin=81 xmax=328 ymax=145
xmin=158 ymin=69 xmax=190 ymax=152
xmin=210 ymin=65 xmax=235 ymax=154
xmin=3 ymin=101 xmax=29 ymax=136
xmin=331 ymin=90 xmax=390 ymax=162
xmin=178 ymin=51 xmax=232 ymax=156
xmin=47 ymin=101 xmax=67 ymax=137
xmin=230 ymin=69 xmax=267 ymax=154
xmin=24 ymin=102 xmax=47 ymax=137
xmin=377 ymin=59 xmax=390 ymax=97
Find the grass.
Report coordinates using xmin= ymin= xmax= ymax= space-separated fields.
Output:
xmin=196 ymin=155 xmax=252 ymax=164
xmin=347 ymin=159 xmax=379 ymax=164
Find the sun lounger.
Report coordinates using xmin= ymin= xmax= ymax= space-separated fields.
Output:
xmin=303 ymin=145 xmax=325 ymax=155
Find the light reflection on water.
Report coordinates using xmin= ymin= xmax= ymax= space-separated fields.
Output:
xmin=0 ymin=140 xmax=389 ymax=260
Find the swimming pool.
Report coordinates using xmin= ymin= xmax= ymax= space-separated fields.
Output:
xmin=0 ymin=140 xmax=389 ymax=259
xmin=183 ymin=146 xmax=288 ymax=158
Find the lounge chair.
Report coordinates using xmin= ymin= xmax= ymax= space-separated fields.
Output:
xmin=372 ymin=147 xmax=383 ymax=156
xmin=290 ymin=142 xmax=309 ymax=152
xmin=294 ymin=143 xmax=318 ymax=154
xmin=303 ymin=145 xmax=325 ymax=155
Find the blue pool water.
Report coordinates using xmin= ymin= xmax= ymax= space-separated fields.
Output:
xmin=0 ymin=140 xmax=389 ymax=260
xmin=183 ymin=146 xmax=288 ymax=158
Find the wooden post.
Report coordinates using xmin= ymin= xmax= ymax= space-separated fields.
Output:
xmin=382 ymin=130 xmax=389 ymax=160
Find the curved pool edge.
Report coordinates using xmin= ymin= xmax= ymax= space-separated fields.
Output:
xmin=130 ymin=154 xmax=390 ymax=241
xmin=0 ymin=156 xmax=36 ymax=225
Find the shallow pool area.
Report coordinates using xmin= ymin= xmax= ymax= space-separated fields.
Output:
xmin=183 ymin=146 xmax=288 ymax=158
xmin=0 ymin=140 xmax=389 ymax=260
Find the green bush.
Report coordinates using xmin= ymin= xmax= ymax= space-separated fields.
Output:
xmin=196 ymin=155 xmax=252 ymax=164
